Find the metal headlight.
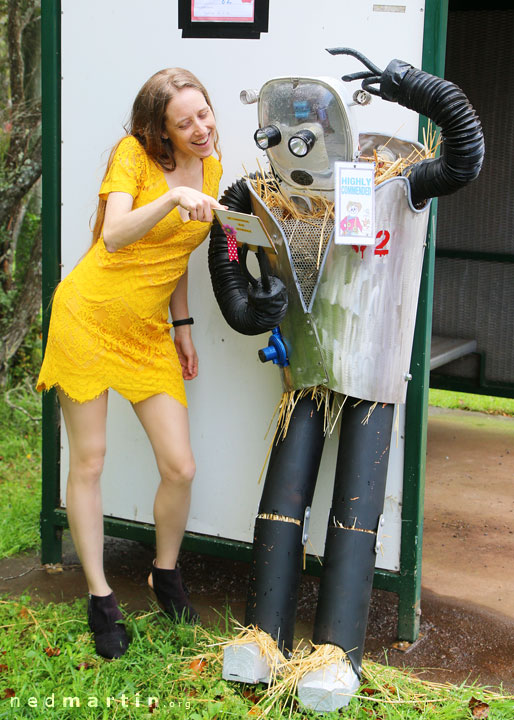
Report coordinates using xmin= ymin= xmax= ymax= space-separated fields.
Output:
xmin=288 ymin=129 xmax=316 ymax=157
xmin=254 ymin=125 xmax=281 ymax=150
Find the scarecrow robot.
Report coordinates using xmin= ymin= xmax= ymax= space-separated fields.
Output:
xmin=208 ymin=48 xmax=483 ymax=712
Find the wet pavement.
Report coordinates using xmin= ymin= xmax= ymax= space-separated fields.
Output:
xmin=1 ymin=407 xmax=513 ymax=691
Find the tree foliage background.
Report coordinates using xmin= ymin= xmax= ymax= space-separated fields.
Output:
xmin=0 ymin=0 xmax=42 ymax=386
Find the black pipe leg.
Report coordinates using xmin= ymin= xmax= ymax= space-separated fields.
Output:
xmin=313 ymin=399 xmax=394 ymax=675
xmin=245 ymin=518 xmax=305 ymax=654
xmin=245 ymin=394 xmax=326 ymax=653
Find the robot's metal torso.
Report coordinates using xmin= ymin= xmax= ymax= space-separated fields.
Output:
xmin=250 ymin=132 xmax=431 ymax=405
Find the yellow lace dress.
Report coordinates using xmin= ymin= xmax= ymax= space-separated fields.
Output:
xmin=37 ymin=135 xmax=222 ymax=406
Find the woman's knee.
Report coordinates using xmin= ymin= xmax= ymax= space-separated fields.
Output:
xmin=69 ymin=446 xmax=106 ymax=484
xmin=159 ymin=453 xmax=196 ymax=488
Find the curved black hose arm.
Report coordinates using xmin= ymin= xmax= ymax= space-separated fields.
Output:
xmin=328 ymin=47 xmax=485 ymax=206
xmin=208 ymin=178 xmax=288 ymax=336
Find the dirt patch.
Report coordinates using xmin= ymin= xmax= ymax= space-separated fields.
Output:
xmin=424 ymin=407 xmax=514 ymax=620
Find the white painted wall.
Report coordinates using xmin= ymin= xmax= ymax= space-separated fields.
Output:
xmin=60 ymin=0 xmax=426 ymax=571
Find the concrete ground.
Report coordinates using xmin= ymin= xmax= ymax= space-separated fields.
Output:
xmin=1 ymin=406 xmax=513 ymax=690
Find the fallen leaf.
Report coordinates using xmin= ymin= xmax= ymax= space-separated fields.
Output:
xmin=76 ymin=662 xmax=92 ymax=670
xmin=18 ymin=607 xmax=29 ymax=619
xmin=44 ymin=647 xmax=61 ymax=657
xmin=361 ymin=686 xmax=379 ymax=696
xmin=1 ymin=689 xmax=16 ymax=700
xmin=391 ymin=640 xmax=411 ymax=651
xmin=0 ymin=665 xmax=7 ymax=673
xmin=243 ymin=688 xmax=260 ymax=704
xmin=468 ymin=697 xmax=489 ymax=718
xmin=188 ymin=658 xmax=207 ymax=674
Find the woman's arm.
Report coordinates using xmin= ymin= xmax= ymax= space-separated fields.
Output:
xmin=170 ymin=270 xmax=198 ymax=381
xmin=102 ymin=186 xmax=225 ymax=253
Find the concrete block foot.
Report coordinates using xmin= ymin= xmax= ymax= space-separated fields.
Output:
xmin=297 ymin=661 xmax=359 ymax=712
xmin=222 ymin=641 xmax=271 ymax=685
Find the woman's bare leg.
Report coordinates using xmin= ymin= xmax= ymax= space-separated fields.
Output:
xmin=58 ymin=390 xmax=110 ymax=596
xmin=132 ymin=393 xmax=195 ymax=570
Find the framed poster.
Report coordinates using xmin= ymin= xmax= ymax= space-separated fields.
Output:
xmin=179 ymin=0 xmax=268 ymax=38
xmin=192 ymin=0 xmax=255 ymax=23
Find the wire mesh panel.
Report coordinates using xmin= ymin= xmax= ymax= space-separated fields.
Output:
xmin=269 ymin=208 xmax=333 ymax=310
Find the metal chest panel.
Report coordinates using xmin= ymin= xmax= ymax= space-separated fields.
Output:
xmin=249 ymin=183 xmax=329 ymax=391
xmin=312 ymin=177 xmax=431 ymax=403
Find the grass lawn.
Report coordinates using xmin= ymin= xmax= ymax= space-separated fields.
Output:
xmin=1 ymin=384 xmax=513 ymax=718
xmin=0 ymin=383 xmax=41 ymax=559
xmin=1 ymin=596 xmax=512 ymax=719
xmin=429 ymin=389 xmax=514 ymax=417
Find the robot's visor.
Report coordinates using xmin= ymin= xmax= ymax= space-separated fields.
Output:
xmin=256 ymin=77 xmax=357 ymax=191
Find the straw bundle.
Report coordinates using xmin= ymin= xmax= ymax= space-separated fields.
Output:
xmin=248 ymin=160 xmax=335 ymax=271
xmin=361 ymin=122 xmax=441 ymax=186
xmin=217 ymin=624 xmax=290 ymax=685
xmin=188 ymin=620 xmax=512 ymax=719
xmin=248 ymin=159 xmax=335 ymax=228
xmin=208 ymin=630 xmax=353 ymax=718
xmin=266 ymin=389 xmax=375 ymax=451
xmin=260 ymin=641 xmax=352 ymax=717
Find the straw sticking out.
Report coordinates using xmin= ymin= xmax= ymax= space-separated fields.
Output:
xmin=247 ymin=161 xmax=335 ymax=271
xmin=260 ymin=641 xmax=352 ymax=716
xmin=333 ymin=517 xmax=376 ymax=535
xmin=361 ymin=401 xmax=378 ymax=425
xmin=272 ymin=387 xmax=334 ymax=445
xmin=214 ymin=623 xmax=289 ymax=686
xmin=189 ymin=619 xmax=512 ymax=718
xmin=361 ymin=121 xmax=441 ymax=185
xmin=257 ymin=513 xmax=301 ymax=527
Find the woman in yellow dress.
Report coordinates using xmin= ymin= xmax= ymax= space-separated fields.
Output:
xmin=37 ymin=68 xmax=225 ymax=659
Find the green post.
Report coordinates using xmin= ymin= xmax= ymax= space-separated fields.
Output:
xmin=396 ymin=0 xmax=448 ymax=640
xmin=398 ymin=211 xmax=437 ymax=640
xmin=40 ymin=0 xmax=63 ymax=564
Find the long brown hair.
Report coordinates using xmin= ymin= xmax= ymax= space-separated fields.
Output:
xmin=91 ymin=68 xmax=221 ymax=245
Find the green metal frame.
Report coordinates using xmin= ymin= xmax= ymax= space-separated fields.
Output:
xmin=40 ymin=0 xmax=63 ymax=565
xmin=40 ymin=0 xmax=448 ymax=642
xmin=384 ymin=0 xmax=449 ymax=641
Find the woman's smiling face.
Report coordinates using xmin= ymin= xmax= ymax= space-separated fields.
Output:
xmin=163 ymin=87 xmax=216 ymax=161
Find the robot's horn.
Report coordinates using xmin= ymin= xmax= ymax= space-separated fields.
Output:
xmin=326 ymin=47 xmax=383 ymax=76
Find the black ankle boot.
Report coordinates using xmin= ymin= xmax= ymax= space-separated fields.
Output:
xmin=150 ymin=563 xmax=200 ymax=624
xmin=87 ymin=592 xmax=129 ymax=659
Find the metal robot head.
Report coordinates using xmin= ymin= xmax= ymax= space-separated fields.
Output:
xmin=243 ymin=76 xmax=359 ymax=197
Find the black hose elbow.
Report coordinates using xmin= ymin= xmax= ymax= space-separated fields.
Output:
xmin=208 ymin=179 xmax=288 ymax=336
xmin=380 ymin=59 xmax=484 ymax=206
